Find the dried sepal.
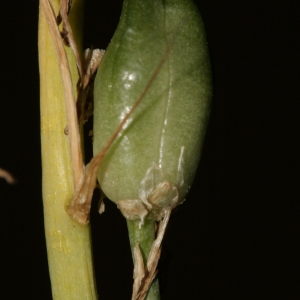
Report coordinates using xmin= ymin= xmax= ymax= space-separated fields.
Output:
xmin=148 ymin=181 xmax=179 ymax=220
xmin=117 ymin=200 xmax=148 ymax=225
xmin=116 ymin=162 xmax=180 ymax=224
xmin=132 ymin=243 xmax=145 ymax=299
xmin=82 ymin=48 xmax=105 ymax=89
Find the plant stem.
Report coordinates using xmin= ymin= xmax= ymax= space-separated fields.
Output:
xmin=39 ymin=0 xmax=97 ymax=299
xmin=127 ymin=219 xmax=160 ymax=300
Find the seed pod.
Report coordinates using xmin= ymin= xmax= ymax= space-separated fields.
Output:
xmin=93 ymin=0 xmax=212 ymax=222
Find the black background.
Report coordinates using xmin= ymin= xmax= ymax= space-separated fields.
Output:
xmin=1 ymin=0 xmax=299 ymax=299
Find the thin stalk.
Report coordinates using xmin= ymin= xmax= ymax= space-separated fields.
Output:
xmin=38 ymin=0 xmax=97 ymax=299
xmin=127 ymin=220 xmax=160 ymax=300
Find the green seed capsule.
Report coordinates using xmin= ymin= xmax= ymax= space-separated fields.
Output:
xmin=93 ymin=0 xmax=212 ymax=221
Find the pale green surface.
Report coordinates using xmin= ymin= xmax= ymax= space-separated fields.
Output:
xmin=93 ymin=1 xmax=211 ymax=299
xmin=39 ymin=0 xmax=97 ymax=299
xmin=93 ymin=0 xmax=212 ymax=204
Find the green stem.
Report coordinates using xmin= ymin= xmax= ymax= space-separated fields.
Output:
xmin=39 ymin=0 xmax=97 ymax=299
xmin=127 ymin=219 xmax=160 ymax=300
